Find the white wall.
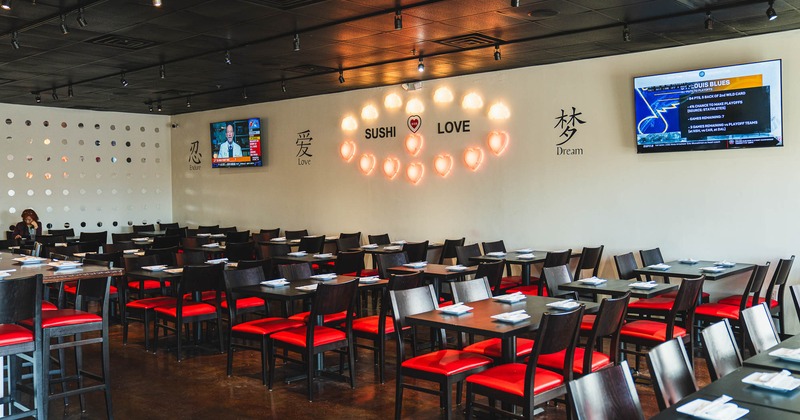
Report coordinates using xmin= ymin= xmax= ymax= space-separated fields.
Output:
xmin=170 ymin=29 xmax=800 ymax=328
xmin=0 ymin=104 xmax=172 ymax=237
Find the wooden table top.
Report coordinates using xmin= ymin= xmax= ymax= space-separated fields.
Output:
xmin=233 ymin=275 xmax=387 ymax=302
xmin=0 ymin=250 xmax=124 ymax=283
xmin=634 ymin=260 xmax=755 ymax=280
xmin=388 ymin=263 xmax=478 ymax=279
xmin=558 ymin=278 xmax=678 ymax=299
xmin=743 ymin=334 xmax=800 ymax=374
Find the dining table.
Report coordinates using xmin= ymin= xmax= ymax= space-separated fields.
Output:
xmin=405 ymin=295 xmax=599 ymax=363
xmin=558 ymin=278 xmax=678 ymax=299
xmin=633 ymin=260 xmax=755 ymax=281
xmin=388 ymin=263 xmax=477 ymax=298
xmin=0 ymin=250 xmax=124 ymax=283
xmin=743 ymin=333 xmax=800 ymax=374
xmin=469 ymin=249 xmax=582 ymax=291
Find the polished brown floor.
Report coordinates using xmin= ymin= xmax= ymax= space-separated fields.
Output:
xmin=45 ymin=319 xmax=713 ymax=420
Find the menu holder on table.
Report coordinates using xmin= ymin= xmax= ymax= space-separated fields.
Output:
xmin=675 ymin=395 xmax=749 ymax=420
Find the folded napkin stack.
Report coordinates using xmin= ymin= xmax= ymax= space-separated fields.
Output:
xmin=514 ymin=248 xmax=533 ymax=254
xmin=629 ymin=281 xmax=658 ymax=289
xmin=742 ymin=369 xmax=800 ymax=391
xmin=676 ymin=395 xmax=749 ymax=420
xmin=517 ymin=253 xmax=535 ymax=260
xmin=261 ymin=278 xmax=289 ymax=288
xmin=491 ymin=309 xmax=531 ymax=323
xmin=714 ymin=261 xmax=736 ymax=268
xmin=578 ymin=276 xmax=607 ymax=285
xmin=205 ymin=258 xmax=229 ymax=264
xmin=287 ymin=251 xmax=307 ymax=257
xmin=358 ymin=276 xmax=380 ymax=284
xmin=438 ymin=302 xmax=473 ymax=315
xmin=493 ymin=292 xmax=526 ymax=303
xmin=647 ymin=263 xmax=671 ymax=271
xmin=313 ymin=253 xmax=333 ymax=258
xmin=295 ymin=284 xmax=319 ymax=291
xmin=446 ymin=265 xmax=468 ymax=272
xmin=546 ymin=299 xmax=580 ymax=310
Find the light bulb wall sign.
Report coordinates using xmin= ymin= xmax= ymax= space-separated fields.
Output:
xmin=340 ymin=87 xmax=511 ymax=185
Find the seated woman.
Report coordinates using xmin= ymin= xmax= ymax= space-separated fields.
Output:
xmin=12 ymin=208 xmax=42 ymax=243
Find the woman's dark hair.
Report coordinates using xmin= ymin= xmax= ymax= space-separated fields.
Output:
xmin=21 ymin=208 xmax=39 ymax=221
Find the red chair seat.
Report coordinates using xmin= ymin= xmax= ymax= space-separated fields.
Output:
xmin=154 ymin=302 xmax=216 ymax=317
xmin=695 ymin=303 xmax=743 ymax=320
xmin=272 ymin=325 xmax=346 ymax=347
xmin=288 ymin=310 xmax=348 ymax=324
xmin=662 ymin=290 xmax=710 ymax=300
xmin=717 ymin=295 xmax=778 ymax=308
xmin=232 ymin=318 xmax=303 ymax=336
xmin=619 ymin=320 xmax=686 ymax=342
xmin=580 ymin=314 xmax=596 ymax=331
xmin=42 ymin=300 xmax=58 ymax=311
xmin=352 ymin=315 xmax=395 ymax=335
xmin=360 ymin=269 xmax=379 ymax=277
xmin=465 ymin=363 xmax=563 ymax=397
xmin=537 ymin=347 xmax=611 ymax=374
xmin=21 ymin=309 xmax=102 ymax=329
xmin=221 ymin=296 xmax=264 ymax=310
xmin=502 ymin=276 xmax=522 ymax=286
xmin=0 ymin=324 xmax=34 ymax=346
xmin=129 ymin=280 xmax=170 ymax=290
xmin=463 ymin=338 xmax=534 ymax=359
xmin=401 ymin=349 xmax=492 ymax=376
xmin=127 ymin=296 xmax=175 ymax=310
xmin=627 ymin=297 xmax=674 ymax=311
xmin=506 ymin=285 xmax=548 ymax=296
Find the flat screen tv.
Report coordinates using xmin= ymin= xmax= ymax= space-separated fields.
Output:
xmin=210 ymin=118 xmax=263 ymax=167
xmin=634 ymin=59 xmax=782 ymax=153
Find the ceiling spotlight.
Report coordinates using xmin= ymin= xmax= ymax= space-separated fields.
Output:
xmin=159 ymin=64 xmax=166 ymax=79
xmin=157 ymin=101 xmax=162 ymax=112
xmin=35 ymin=94 xmax=41 ymax=103
xmin=120 ymin=72 xmax=128 ymax=87
xmin=1 ymin=0 xmax=11 ymax=11
xmin=395 ymin=10 xmax=402 ymax=30
xmin=242 ymin=87 xmax=248 ymax=99
xmin=153 ymin=0 xmax=162 ymax=6
xmin=224 ymin=50 xmax=231 ymax=65
xmin=148 ymin=103 xmax=153 ymax=112
xmin=281 ymin=81 xmax=287 ymax=93
xmin=77 ymin=8 xmax=88 ymax=27
xmin=766 ymin=1 xmax=777 ymax=21
xmin=51 ymin=90 xmax=58 ymax=101
xmin=511 ymin=0 xmax=520 ymax=7
xmin=494 ymin=45 xmax=501 ymax=61
xmin=10 ymin=31 xmax=19 ymax=49
xmin=186 ymin=97 xmax=191 ymax=108
xmin=60 ymin=15 xmax=69 ymax=35
xmin=338 ymin=70 xmax=345 ymax=84
xmin=705 ymin=11 xmax=713 ymax=30
xmin=623 ymin=24 xmax=631 ymax=42
xmin=293 ymin=33 xmax=300 ymax=52
xmin=68 ymin=84 xmax=73 ymax=98
xmin=418 ymin=57 xmax=424 ymax=72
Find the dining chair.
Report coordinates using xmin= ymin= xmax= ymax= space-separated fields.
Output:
xmin=223 ymin=267 xmax=302 ymax=385
xmin=225 ymin=230 xmax=250 ymax=243
xmin=474 ymin=260 xmax=505 ymax=296
xmin=695 ymin=263 xmax=770 ymax=349
xmin=718 ymin=255 xmax=794 ymax=338
xmin=268 ymin=280 xmax=360 ymax=401
xmin=481 ymin=240 xmax=522 ymax=290
xmin=351 ymin=272 xmax=422 ymax=383
xmin=700 ymin=319 xmax=742 ymax=381
xmin=132 ymin=224 xmax=155 ymax=233
xmin=454 ymin=243 xmax=481 ymax=267
xmin=152 ymin=235 xmax=181 ymax=248
xmin=102 ymin=242 xmax=136 ymax=253
xmin=24 ymin=259 xmax=114 ymax=419
xmin=237 ymin=258 xmax=274 ymax=277
xmin=181 ymin=236 xmax=211 ymax=249
xmin=619 ymin=275 xmax=704 ymax=372
xmin=336 ymin=235 xmax=361 ymax=253
xmin=218 ymin=226 xmax=237 ymax=234
xmin=164 ymin=227 xmax=188 ymax=238
xmin=573 ymin=245 xmax=604 ymax=280
xmin=61 ymin=251 xmax=121 ymax=319
xmin=334 ymin=250 xmax=366 ymax=277
xmin=259 ymin=228 xmax=280 ymax=238
xmin=158 ymin=222 xmax=179 ymax=230
xmin=175 ymin=250 xmax=206 ymax=266
xmin=538 ymin=292 xmax=630 ymax=376
xmin=262 ymin=242 xmax=291 ymax=259
xmin=542 ymin=264 xmax=577 ymax=299
xmin=153 ymin=264 xmax=225 ymax=361
xmin=144 ymin=246 xmax=178 ymax=266
xmin=367 ymin=233 xmax=391 ymax=245
xmin=507 ymin=249 xmax=572 ymax=296
xmin=225 ymin=241 xmax=256 ymax=262
xmin=0 ymin=273 xmax=44 ymax=420
xmin=120 ymin=255 xmax=176 ymax=350
xmin=568 ymin=360 xmax=644 ymax=420
xmin=376 ymin=252 xmax=409 ymax=280
xmin=740 ymin=302 xmax=781 ymax=355
xmin=402 ymin=240 xmax=428 ymax=263
xmin=792 ymin=284 xmax=800 ymax=331
xmin=646 ymin=337 xmax=698 ymax=410
xmin=47 ymin=228 xmax=75 ymax=237
xmin=389 ymin=285 xmax=494 ymax=420
xmin=197 ymin=225 xmax=219 ymax=234
xmin=465 ymin=305 xmax=584 ymax=420
xmin=613 ymin=252 xmax=639 ymax=280
xmin=284 ymin=229 xmax=308 ymax=241
xmin=438 ymin=238 xmax=465 ymax=264
xmin=111 ymin=232 xmax=134 ymax=244
xmin=298 ymin=235 xmax=325 ymax=254
xmin=450 ymin=276 xmax=492 ymax=303
xmin=278 ymin=262 xmax=313 ymax=282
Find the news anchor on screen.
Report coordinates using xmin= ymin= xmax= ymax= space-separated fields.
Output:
xmin=218 ymin=124 xmax=242 ymax=157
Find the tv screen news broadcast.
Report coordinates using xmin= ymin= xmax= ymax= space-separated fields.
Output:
xmin=634 ymin=60 xmax=782 ymax=154
xmin=210 ymin=118 xmax=263 ymax=168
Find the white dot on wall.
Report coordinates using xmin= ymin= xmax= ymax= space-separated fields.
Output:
xmin=80 ymin=205 xmax=86 ymax=211
xmin=25 ymin=172 xmax=33 ymax=179
xmin=80 ymin=172 xmax=86 ymax=178
xmin=7 ymin=172 xmax=13 ymax=179
xmin=62 ymin=189 xmax=69 ymax=196
xmin=141 ymin=188 xmax=147 ymax=194
xmin=43 ymin=138 xmax=50 ymax=145
xmin=27 ymin=189 xmax=33 ymax=196
xmin=45 ymin=189 xmax=52 ymax=196
xmin=7 ymin=190 xmax=14 ymax=197
xmin=111 ymin=189 xmax=117 ymax=195
xmin=79 ymin=189 xmax=86 ymax=195
xmin=156 ymin=188 xmax=161 ymax=194
xmin=9 ymin=207 xmax=15 ymax=214
xmin=63 ymin=206 xmax=70 ymax=212
xmin=155 ymin=158 xmax=161 ymax=164
xmin=96 ymin=189 xmax=102 ymax=195
xmin=127 ymin=188 xmax=133 ymax=194
xmin=44 ymin=173 xmax=51 ymax=180
xmin=62 ymin=172 xmax=69 ymax=179
xmin=46 ymin=206 xmax=52 ymax=213
xmin=95 ymin=173 xmax=101 ymax=179
xmin=6 ymin=154 xmax=12 ymax=161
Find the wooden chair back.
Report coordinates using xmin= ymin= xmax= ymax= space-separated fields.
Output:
xmin=741 ymin=302 xmax=780 ymax=355
xmin=568 ymin=360 xmax=644 ymax=420
xmin=647 ymin=337 xmax=698 ymax=410
xmin=451 ymin=277 xmax=492 ymax=303
xmin=700 ymin=319 xmax=742 ymax=381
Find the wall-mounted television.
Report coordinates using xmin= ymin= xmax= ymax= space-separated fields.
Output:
xmin=210 ymin=118 xmax=263 ymax=167
xmin=634 ymin=59 xmax=782 ymax=154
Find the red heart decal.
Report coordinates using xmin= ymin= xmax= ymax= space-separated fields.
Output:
xmin=404 ymin=133 xmax=424 ymax=157
xmin=407 ymin=115 xmax=421 ymax=133
xmin=463 ymin=147 xmax=484 ymax=171
xmin=406 ymin=162 xmax=425 ymax=185
xmin=382 ymin=157 xmax=400 ymax=180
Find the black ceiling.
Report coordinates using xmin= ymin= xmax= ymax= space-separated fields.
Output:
xmin=0 ymin=0 xmax=797 ymax=115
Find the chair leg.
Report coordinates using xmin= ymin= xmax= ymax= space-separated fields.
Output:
xmin=41 ymin=331 xmax=51 ymax=420
xmin=395 ymin=372 xmax=404 ymax=420
xmin=443 ymin=379 xmax=453 ymax=420
xmin=378 ymin=338 xmax=385 ymax=384
xmin=102 ymin=326 xmax=113 ymax=419
xmin=227 ymin=335 xmax=235 ymax=377
xmin=142 ymin=311 xmax=151 ymax=352
xmin=307 ymin=349 xmax=315 ymax=402
xmin=465 ymin=383 xmax=474 ymax=419
xmin=268 ymin=341 xmax=276 ymax=390
xmin=75 ymin=332 xmax=86 ymax=412
xmin=261 ymin=337 xmax=270 ymax=386
xmin=348 ymin=340 xmax=356 ymax=390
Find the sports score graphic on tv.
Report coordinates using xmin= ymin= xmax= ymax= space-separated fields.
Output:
xmin=210 ymin=118 xmax=264 ymax=168
xmin=634 ymin=60 xmax=782 ymax=153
